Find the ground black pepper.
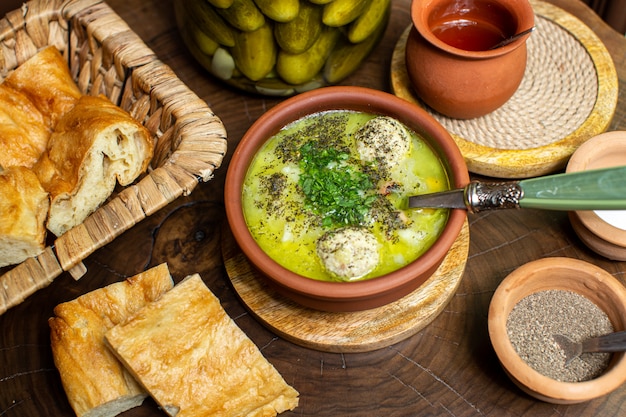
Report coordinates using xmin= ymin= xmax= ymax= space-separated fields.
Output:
xmin=506 ymin=289 xmax=613 ymax=382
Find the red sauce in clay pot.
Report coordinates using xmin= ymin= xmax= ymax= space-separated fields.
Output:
xmin=406 ymin=0 xmax=534 ymax=119
xmin=429 ymin=0 xmax=516 ymax=51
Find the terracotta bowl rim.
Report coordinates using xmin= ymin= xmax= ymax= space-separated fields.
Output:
xmin=568 ymin=212 xmax=626 ymax=261
xmin=566 ymin=131 xmax=626 ymax=247
xmin=410 ymin=0 xmax=535 ymax=59
xmin=488 ymin=257 xmax=626 ymax=402
xmin=224 ymin=86 xmax=469 ymax=301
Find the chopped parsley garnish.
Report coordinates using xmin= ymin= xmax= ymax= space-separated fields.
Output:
xmin=298 ymin=141 xmax=377 ymax=228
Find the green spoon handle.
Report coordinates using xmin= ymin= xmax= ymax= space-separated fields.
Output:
xmin=519 ymin=165 xmax=626 ymax=210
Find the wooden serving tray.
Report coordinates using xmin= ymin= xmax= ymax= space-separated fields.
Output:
xmin=222 ymin=220 xmax=470 ymax=353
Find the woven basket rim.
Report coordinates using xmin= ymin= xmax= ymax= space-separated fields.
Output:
xmin=0 ymin=0 xmax=228 ymax=315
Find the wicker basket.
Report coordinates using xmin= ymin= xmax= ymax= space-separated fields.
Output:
xmin=0 ymin=0 xmax=228 ymax=315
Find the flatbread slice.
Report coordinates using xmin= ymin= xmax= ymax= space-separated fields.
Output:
xmin=49 ymin=263 xmax=174 ymax=417
xmin=105 ymin=274 xmax=299 ymax=417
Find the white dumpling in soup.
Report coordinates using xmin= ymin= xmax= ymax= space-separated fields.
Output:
xmin=316 ymin=227 xmax=380 ymax=281
xmin=354 ymin=116 xmax=411 ymax=169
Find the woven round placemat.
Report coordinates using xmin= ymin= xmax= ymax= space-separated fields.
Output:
xmin=391 ymin=0 xmax=618 ymax=178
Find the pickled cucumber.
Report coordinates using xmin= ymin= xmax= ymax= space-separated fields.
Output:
xmin=188 ymin=19 xmax=220 ymax=56
xmin=348 ymin=0 xmax=390 ymax=43
xmin=276 ymin=27 xmax=340 ymax=85
xmin=322 ymin=0 xmax=370 ymax=27
xmin=176 ymin=0 xmax=387 ymax=94
xmin=324 ymin=6 xmax=388 ymax=83
xmin=232 ymin=22 xmax=277 ymax=81
xmin=217 ymin=0 xmax=265 ymax=32
xmin=274 ymin=2 xmax=323 ymax=54
xmin=206 ymin=0 xmax=234 ymax=8
xmin=184 ymin=0 xmax=236 ymax=47
xmin=253 ymin=0 xmax=300 ymax=23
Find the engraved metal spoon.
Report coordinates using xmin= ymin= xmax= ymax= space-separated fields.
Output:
xmin=553 ymin=331 xmax=626 ymax=365
xmin=489 ymin=26 xmax=536 ymax=50
xmin=408 ymin=165 xmax=626 ymax=212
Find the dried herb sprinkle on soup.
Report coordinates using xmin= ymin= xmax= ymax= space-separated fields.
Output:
xmin=242 ymin=110 xmax=450 ymax=282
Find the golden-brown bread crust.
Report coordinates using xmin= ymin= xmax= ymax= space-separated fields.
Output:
xmin=49 ymin=263 xmax=174 ymax=417
xmin=0 ymin=166 xmax=49 ymax=267
xmin=0 ymin=46 xmax=154 ymax=267
xmin=105 ymin=274 xmax=300 ymax=417
xmin=0 ymin=84 xmax=50 ymax=169
xmin=34 ymin=94 xmax=154 ymax=236
xmin=4 ymin=46 xmax=82 ymax=130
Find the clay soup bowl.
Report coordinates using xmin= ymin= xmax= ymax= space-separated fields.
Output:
xmin=224 ymin=86 xmax=469 ymax=312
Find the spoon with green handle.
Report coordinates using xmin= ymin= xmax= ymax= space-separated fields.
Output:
xmin=553 ymin=331 xmax=626 ymax=366
xmin=408 ymin=165 xmax=626 ymax=213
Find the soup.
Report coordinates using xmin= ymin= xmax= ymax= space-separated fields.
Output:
xmin=242 ymin=110 xmax=450 ymax=282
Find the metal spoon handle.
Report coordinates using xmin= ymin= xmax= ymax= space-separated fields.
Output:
xmin=582 ymin=330 xmax=626 ymax=353
xmin=489 ymin=26 xmax=535 ymax=50
xmin=518 ymin=165 xmax=626 ymax=210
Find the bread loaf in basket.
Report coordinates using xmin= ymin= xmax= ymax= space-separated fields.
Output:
xmin=0 ymin=0 xmax=227 ymax=315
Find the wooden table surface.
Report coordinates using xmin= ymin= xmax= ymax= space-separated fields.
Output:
xmin=2 ymin=0 xmax=626 ymax=416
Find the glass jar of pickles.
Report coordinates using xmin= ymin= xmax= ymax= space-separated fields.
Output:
xmin=174 ymin=0 xmax=390 ymax=96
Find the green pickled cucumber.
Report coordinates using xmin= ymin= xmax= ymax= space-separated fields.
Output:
xmin=322 ymin=0 xmax=370 ymax=27
xmin=184 ymin=0 xmax=236 ymax=47
xmin=187 ymin=17 xmax=220 ymax=56
xmin=253 ymin=0 xmax=300 ymax=23
xmin=309 ymin=0 xmax=334 ymax=4
xmin=232 ymin=22 xmax=277 ymax=81
xmin=276 ymin=26 xmax=340 ymax=85
xmin=348 ymin=0 xmax=390 ymax=43
xmin=217 ymin=0 xmax=265 ymax=32
xmin=274 ymin=2 xmax=323 ymax=54
xmin=206 ymin=0 xmax=234 ymax=8
xmin=324 ymin=6 xmax=388 ymax=83
xmin=176 ymin=1 xmax=212 ymax=60
xmin=177 ymin=9 xmax=237 ymax=80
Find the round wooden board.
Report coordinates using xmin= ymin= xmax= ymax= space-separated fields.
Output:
xmin=222 ymin=220 xmax=469 ymax=353
xmin=391 ymin=0 xmax=618 ymax=179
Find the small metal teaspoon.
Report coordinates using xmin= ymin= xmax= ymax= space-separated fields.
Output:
xmin=553 ymin=331 xmax=626 ymax=365
xmin=489 ymin=26 xmax=536 ymax=50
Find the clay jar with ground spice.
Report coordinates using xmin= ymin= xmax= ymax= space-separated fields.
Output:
xmin=488 ymin=257 xmax=626 ymax=404
xmin=405 ymin=0 xmax=534 ymax=119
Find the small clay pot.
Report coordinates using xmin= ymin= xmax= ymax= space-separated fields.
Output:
xmin=488 ymin=257 xmax=626 ymax=404
xmin=406 ymin=0 xmax=535 ymax=119
xmin=566 ymin=131 xmax=626 ymax=261
xmin=224 ymin=86 xmax=469 ymax=312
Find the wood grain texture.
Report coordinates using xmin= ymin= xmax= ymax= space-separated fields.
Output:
xmin=1 ymin=1 xmax=626 ymax=417
xmin=223 ymin=221 xmax=469 ymax=353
